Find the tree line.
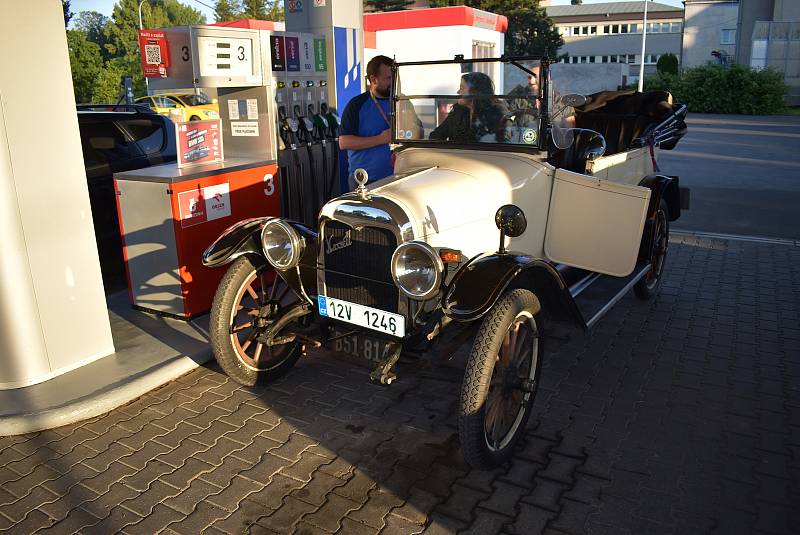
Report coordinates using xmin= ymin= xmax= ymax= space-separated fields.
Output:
xmin=64 ymin=0 xmax=560 ymax=104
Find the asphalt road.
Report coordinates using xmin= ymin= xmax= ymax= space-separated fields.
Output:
xmin=658 ymin=113 xmax=800 ymax=240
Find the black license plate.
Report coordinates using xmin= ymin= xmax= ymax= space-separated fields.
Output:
xmin=328 ymin=327 xmax=393 ymax=365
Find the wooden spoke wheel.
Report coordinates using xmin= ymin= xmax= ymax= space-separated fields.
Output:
xmin=209 ymin=256 xmax=302 ymax=386
xmin=459 ymin=288 xmax=543 ymax=469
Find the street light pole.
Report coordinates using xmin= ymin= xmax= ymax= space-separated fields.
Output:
xmin=138 ymin=0 xmax=149 ymax=95
xmin=638 ymin=0 xmax=649 ymax=92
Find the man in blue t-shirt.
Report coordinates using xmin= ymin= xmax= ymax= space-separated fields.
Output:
xmin=340 ymin=55 xmax=394 ymax=188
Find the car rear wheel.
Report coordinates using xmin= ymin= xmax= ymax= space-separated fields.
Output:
xmin=209 ymin=256 xmax=302 ymax=386
xmin=635 ymin=199 xmax=669 ymax=300
xmin=459 ymin=289 xmax=543 ymax=469
xmin=190 ymin=115 xmax=201 ymax=121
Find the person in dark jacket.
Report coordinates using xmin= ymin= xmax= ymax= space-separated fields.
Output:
xmin=430 ymin=72 xmax=508 ymax=143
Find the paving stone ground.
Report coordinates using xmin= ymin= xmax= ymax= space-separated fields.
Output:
xmin=1 ymin=235 xmax=799 ymax=535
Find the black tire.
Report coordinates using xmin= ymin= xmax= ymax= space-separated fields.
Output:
xmin=634 ymin=199 xmax=670 ymax=300
xmin=189 ymin=115 xmax=201 ymax=121
xmin=209 ymin=256 xmax=302 ymax=386
xmin=459 ymin=288 xmax=543 ymax=469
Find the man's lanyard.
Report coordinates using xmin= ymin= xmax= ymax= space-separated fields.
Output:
xmin=369 ymin=90 xmax=391 ymax=128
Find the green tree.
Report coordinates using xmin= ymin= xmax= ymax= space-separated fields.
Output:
xmin=240 ymin=0 xmax=267 ymax=18
xmin=428 ymin=0 xmax=464 ymax=5
xmin=266 ymin=0 xmax=284 ymax=21
xmin=67 ymin=30 xmax=102 ymax=102
xmin=467 ymin=0 xmax=562 ymax=57
xmin=102 ymin=0 xmax=205 ymax=97
xmin=214 ymin=0 xmax=241 ymax=21
xmin=571 ymin=0 xmax=582 ymax=5
xmin=74 ymin=11 xmax=111 ymax=61
xmin=63 ymin=0 xmax=73 ymax=26
xmin=364 ymin=0 xmax=414 ymax=11
xmin=656 ymin=53 xmax=679 ymax=75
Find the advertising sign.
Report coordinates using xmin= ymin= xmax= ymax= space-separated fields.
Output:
xmin=138 ymin=30 xmax=170 ymax=78
xmin=177 ymin=183 xmax=232 ymax=228
xmin=175 ymin=119 xmax=223 ymax=168
xmin=285 ymin=36 xmax=300 ymax=72
xmin=300 ymin=35 xmax=314 ymax=73
xmin=314 ymin=38 xmax=327 ymax=72
xmin=270 ymin=35 xmax=286 ymax=72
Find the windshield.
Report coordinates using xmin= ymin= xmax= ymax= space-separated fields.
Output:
xmin=176 ymin=93 xmax=212 ymax=106
xmin=393 ymin=59 xmax=543 ymax=148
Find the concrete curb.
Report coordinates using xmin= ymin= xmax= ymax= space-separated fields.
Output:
xmin=0 ymin=351 xmax=212 ymax=436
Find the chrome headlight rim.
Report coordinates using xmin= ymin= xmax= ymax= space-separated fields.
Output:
xmin=261 ymin=219 xmax=303 ymax=270
xmin=391 ymin=240 xmax=444 ymax=301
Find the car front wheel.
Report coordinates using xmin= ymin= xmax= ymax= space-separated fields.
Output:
xmin=458 ymin=288 xmax=543 ymax=469
xmin=209 ymin=256 xmax=303 ymax=386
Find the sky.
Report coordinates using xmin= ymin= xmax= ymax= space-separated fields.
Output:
xmin=70 ymin=0 xmax=684 ymax=26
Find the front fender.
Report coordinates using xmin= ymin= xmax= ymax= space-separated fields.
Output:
xmin=442 ymin=252 xmax=584 ymax=327
xmin=202 ymin=217 xmax=272 ymax=268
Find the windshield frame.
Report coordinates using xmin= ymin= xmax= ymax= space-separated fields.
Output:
xmin=390 ymin=55 xmax=551 ymax=153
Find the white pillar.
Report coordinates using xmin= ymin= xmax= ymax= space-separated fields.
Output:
xmin=0 ymin=0 xmax=114 ymax=389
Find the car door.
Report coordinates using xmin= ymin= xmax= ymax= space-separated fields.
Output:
xmin=543 ymin=168 xmax=651 ymax=277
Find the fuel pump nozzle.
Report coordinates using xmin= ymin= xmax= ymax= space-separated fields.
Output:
xmin=320 ymin=102 xmax=339 ymax=139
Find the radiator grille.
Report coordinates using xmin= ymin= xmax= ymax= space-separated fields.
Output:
xmin=322 ymin=222 xmax=398 ymax=313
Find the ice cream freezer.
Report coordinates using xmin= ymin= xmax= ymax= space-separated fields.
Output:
xmin=114 ymin=158 xmax=280 ymax=318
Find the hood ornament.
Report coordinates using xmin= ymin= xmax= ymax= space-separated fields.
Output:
xmin=353 ymin=168 xmax=370 ymax=200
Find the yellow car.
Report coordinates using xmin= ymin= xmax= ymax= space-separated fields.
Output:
xmin=135 ymin=93 xmax=219 ymax=122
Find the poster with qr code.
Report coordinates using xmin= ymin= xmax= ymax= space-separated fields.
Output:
xmin=138 ymin=30 xmax=170 ymax=78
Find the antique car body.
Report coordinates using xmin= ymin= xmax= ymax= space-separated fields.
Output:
xmin=202 ymin=55 xmax=688 ymax=468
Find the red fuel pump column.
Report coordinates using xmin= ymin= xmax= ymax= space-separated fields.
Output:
xmin=115 ymin=159 xmax=279 ymax=318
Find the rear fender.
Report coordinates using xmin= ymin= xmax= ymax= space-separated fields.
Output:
xmin=201 ymin=217 xmax=272 ymax=268
xmin=442 ymin=252 xmax=584 ymax=327
xmin=637 ymin=175 xmax=682 ymax=263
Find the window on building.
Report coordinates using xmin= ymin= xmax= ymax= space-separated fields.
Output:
xmin=581 ymin=26 xmax=589 ymax=35
xmin=721 ymin=29 xmax=736 ymax=45
xmin=573 ymin=26 xmax=580 ymax=36
xmin=645 ymin=54 xmax=660 ymax=65
xmin=590 ymin=26 xmax=597 ymax=34
xmin=628 ymin=54 xmax=636 ymax=64
xmin=630 ymin=23 xmax=638 ymax=33
xmin=603 ymin=25 xmax=610 ymax=34
xmin=671 ymin=22 xmax=681 ymax=33
xmin=620 ymin=24 xmax=629 ymax=34
xmin=610 ymin=55 xmax=618 ymax=63
xmin=589 ymin=56 xmax=596 ymax=63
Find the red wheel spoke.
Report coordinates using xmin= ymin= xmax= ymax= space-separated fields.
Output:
xmin=246 ymin=284 xmax=260 ymax=303
xmin=240 ymin=330 xmax=258 ymax=352
xmin=253 ymin=342 xmax=264 ymax=364
xmin=231 ymin=321 xmax=253 ymax=334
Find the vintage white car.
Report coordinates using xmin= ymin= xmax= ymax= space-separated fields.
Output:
xmin=202 ymin=55 xmax=689 ymax=468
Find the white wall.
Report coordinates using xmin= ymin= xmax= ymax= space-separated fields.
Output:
xmin=366 ymin=25 xmax=505 ymax=95
xmin=0 ymin=0 xmax=114 ymax=388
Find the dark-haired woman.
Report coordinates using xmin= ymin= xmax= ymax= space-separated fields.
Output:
xmin=430 ymin=72 xmax=508 ymax=143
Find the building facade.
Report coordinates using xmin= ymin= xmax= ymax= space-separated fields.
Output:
xmin=546 ymin=1 xmax=684 ymax=86
xmin=682 ymin=0 xmax=800 ymax=103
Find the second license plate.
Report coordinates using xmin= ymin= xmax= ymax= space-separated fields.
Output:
xmin=318 ymin=295 xmax=405 ymax=337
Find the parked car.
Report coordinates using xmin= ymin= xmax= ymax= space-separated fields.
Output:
xmin=135 ymin=93 xmax=219 ymax=122
xmin=200 ymin=56 xmax=689 ymax=468
xmin=77 ymin=104 xmax=176 ymax=293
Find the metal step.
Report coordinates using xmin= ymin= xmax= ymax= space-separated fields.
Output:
xmin=571 ymin=262 xmax=652 ymax=329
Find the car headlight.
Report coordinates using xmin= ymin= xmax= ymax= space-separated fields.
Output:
xmin=206 ymin=111 xmax=219 ymax=117
xmin=261 ymin=220 xmax=303 ymax=270
xmin=391 ymin=241 xmax=444 ymax=301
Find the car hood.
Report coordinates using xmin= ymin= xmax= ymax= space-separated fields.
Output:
xmin=370 ymin=165 xmax=513 ymax=257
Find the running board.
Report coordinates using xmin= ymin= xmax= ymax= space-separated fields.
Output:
xmin=570 ymin=263 xmax=652 ymax=330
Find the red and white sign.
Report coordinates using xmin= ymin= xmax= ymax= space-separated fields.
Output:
xmin=138 ymin=30 xmax=171 ymax=78
xmin=177 ymin=183 xmax=232 ymax=228
xmin=176 ymin=119 xmax=223 ymax=168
